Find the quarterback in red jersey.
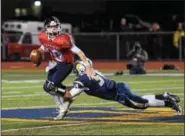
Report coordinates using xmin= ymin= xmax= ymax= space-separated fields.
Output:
xmin=39 ymin=29 xmax=75 ymax=64
xmin=30 ymin=16 xmax=94 ymax=120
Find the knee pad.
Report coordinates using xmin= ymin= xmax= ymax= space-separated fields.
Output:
xmin=43 ymin=80 xmax=56 ymax=95
xmin=43 ymin=80 xmax=66 ymax=96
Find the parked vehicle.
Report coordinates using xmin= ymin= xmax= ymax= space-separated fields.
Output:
xmin=2 ymin=20 xmax=72 ymax=61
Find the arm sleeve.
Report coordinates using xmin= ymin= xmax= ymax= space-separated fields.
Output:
xmin=66 ymin=34 xmax=82 ymax=54
xmin=59 ymin=34 xmax=74 ymax=49
xmin=70 ymin=87 xmax=84 ymax=97
xmin=70 ymin=81 xmax=86 ymax=97
xmin=70 ymin=45 xmax=82 ymax=54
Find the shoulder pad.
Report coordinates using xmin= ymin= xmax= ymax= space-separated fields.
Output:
xmin=39 ymin=32 xmax=47 ymax=44
xmin=39 ymin=32 xmax=47 ymax=39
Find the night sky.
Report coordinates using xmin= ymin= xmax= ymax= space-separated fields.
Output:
xmin=2 ymin=0 xmax=184 ymax=20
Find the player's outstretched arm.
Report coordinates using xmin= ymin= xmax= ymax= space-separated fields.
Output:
xmin=78 ymin=51 xmax=95 ymax=79
xmin=63 ymin=81 xmax=89 ymax=100
xmin=63 ymin=86 xmax=85 ymax=99
xmin=69 ymin=34 xmax=95 ymax=79
xmin=70 ymin=45 xmax=95 ymax=79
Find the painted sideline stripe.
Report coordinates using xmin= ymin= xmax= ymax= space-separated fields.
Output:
xmin=2 ymin=87 xmax=184 ymax=98
xmin=1 ymin=122 xmax=90 ymax=133
xmin=1 ymin=118 xmax=76 ymax=123
xmin=2 ymin=79 xmax=183 ymax=85
xmin=1 ymin=120 xmax=183 ymax=133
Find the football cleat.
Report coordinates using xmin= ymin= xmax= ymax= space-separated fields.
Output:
xmin=171 ymin=102 xmax=183 ymax=115
xmin=165 ymin=100 xmax=182 ymax=115
xmin=53 ymin=110 xmax=69 ymax=120
xmin=163 ymin=92 xmax=180 ymax=103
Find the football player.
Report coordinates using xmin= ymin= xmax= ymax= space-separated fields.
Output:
xmin=30 ymin=16 xmax=95 ymax=120
xmin=56 ymin=60 xmax=182 ymax=120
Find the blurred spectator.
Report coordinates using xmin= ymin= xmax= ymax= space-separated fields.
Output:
xmin=171 ymin=15 xmax=178 ymax=31
xmin=147 ymin=23 xmax=163 ymax=60
xmin=165 ymin=15 xmax=178 ymax=31
xmin=120 ymin=18 xmax=131 ymax=32
xmin=120 ymin=17 xmax=133 ymax=58
xmin=127 ymin=42 xmax=148 ymax=75
xmin=173 ymin=22 xmax=185 ymax=59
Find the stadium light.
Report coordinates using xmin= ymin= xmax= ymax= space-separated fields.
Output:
xmin=34 ymin=1 xmax=41 ymax=7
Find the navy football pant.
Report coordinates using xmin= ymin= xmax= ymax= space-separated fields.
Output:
xmin=115 ymin=83 xmax=148 ymax=109
xmin=47 ymin=63 xmax=73 ymax=86
xmin=43 ymin=63 xmax=73 ymax=93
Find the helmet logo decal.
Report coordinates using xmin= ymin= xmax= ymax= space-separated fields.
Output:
xmin=50 ymin=21 xmax=57 ymax=26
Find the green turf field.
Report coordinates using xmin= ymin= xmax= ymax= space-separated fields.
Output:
xmin=1 ymin=70 xmax=184 ymax=135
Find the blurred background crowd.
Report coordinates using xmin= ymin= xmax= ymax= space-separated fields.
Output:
xmin=1 ymin=0 xmax=185 ymax=62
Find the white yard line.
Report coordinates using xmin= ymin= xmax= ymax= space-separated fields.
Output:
xmin=2 ymin=79 xmax=183 ymax=95
xmin=3 ymin=91 xmax=21 ymax=94
xmin=2 ymin=93 xmax=48 ymax=98
xmin=2 ymin=95 xmax=184 ymax=110
xmin=1 ymin=122 xmax=90 ymax=133
xmin=2 ymin=80 xmax=45 ymax=83
xmin=2 ymin=87 xmax=184 ymax=98
xmin=3 ymin=72 xmax=185 ymax=77
xmin=2 ymin=79 xmax=183 ymax=85
xmin=134 ymin=87 xmax=184 ymax=92
xmin=2 ymin=101 xmax=116 ymax=110
xmin=127 ymin=80 xmax=183 ymax=84
xmin=2 ymin=85 xmax=41 ymax=89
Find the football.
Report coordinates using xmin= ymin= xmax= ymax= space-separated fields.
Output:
xmin=30 ymin=49 xmax=42 ymax=67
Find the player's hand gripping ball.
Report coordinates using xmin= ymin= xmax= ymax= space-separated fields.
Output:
xmin=30 ymin=49 xmax=42 ymax=67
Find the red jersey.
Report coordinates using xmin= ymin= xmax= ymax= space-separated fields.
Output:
xmin=39 ymin=32 xmax=75 ymax=63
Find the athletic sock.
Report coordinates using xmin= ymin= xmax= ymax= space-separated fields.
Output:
xmin=52 ymin=95 xmax=64 ymax=111
xmin=142 ymin=95 xmax=165 ymax=107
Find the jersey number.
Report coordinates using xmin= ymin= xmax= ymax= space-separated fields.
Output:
xmin=94 ymin=74 xmax=104 ymax=86
xmin=52 ymin=50 xmax=61 ymax=57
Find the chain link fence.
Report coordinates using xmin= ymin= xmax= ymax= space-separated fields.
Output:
xmin=73 ymin=32 xmax=184 ymax=61
xmin=1 ymin=32 xmax=184 ymax=61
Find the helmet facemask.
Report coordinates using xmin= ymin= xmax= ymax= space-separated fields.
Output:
xmin=44 ymin=17 xmax=61 ymax=40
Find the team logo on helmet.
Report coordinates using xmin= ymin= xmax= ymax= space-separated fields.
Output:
xmin=73 ymin=59 xmax=93 ymax=76
xmin=74 ymin=61 xmax=86 ymax=76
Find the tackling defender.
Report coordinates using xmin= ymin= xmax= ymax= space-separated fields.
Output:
xmin=54 ymin=60 xmax=182 ymax=120
xmin=30 ymin=16 xmax=95 ymax=120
